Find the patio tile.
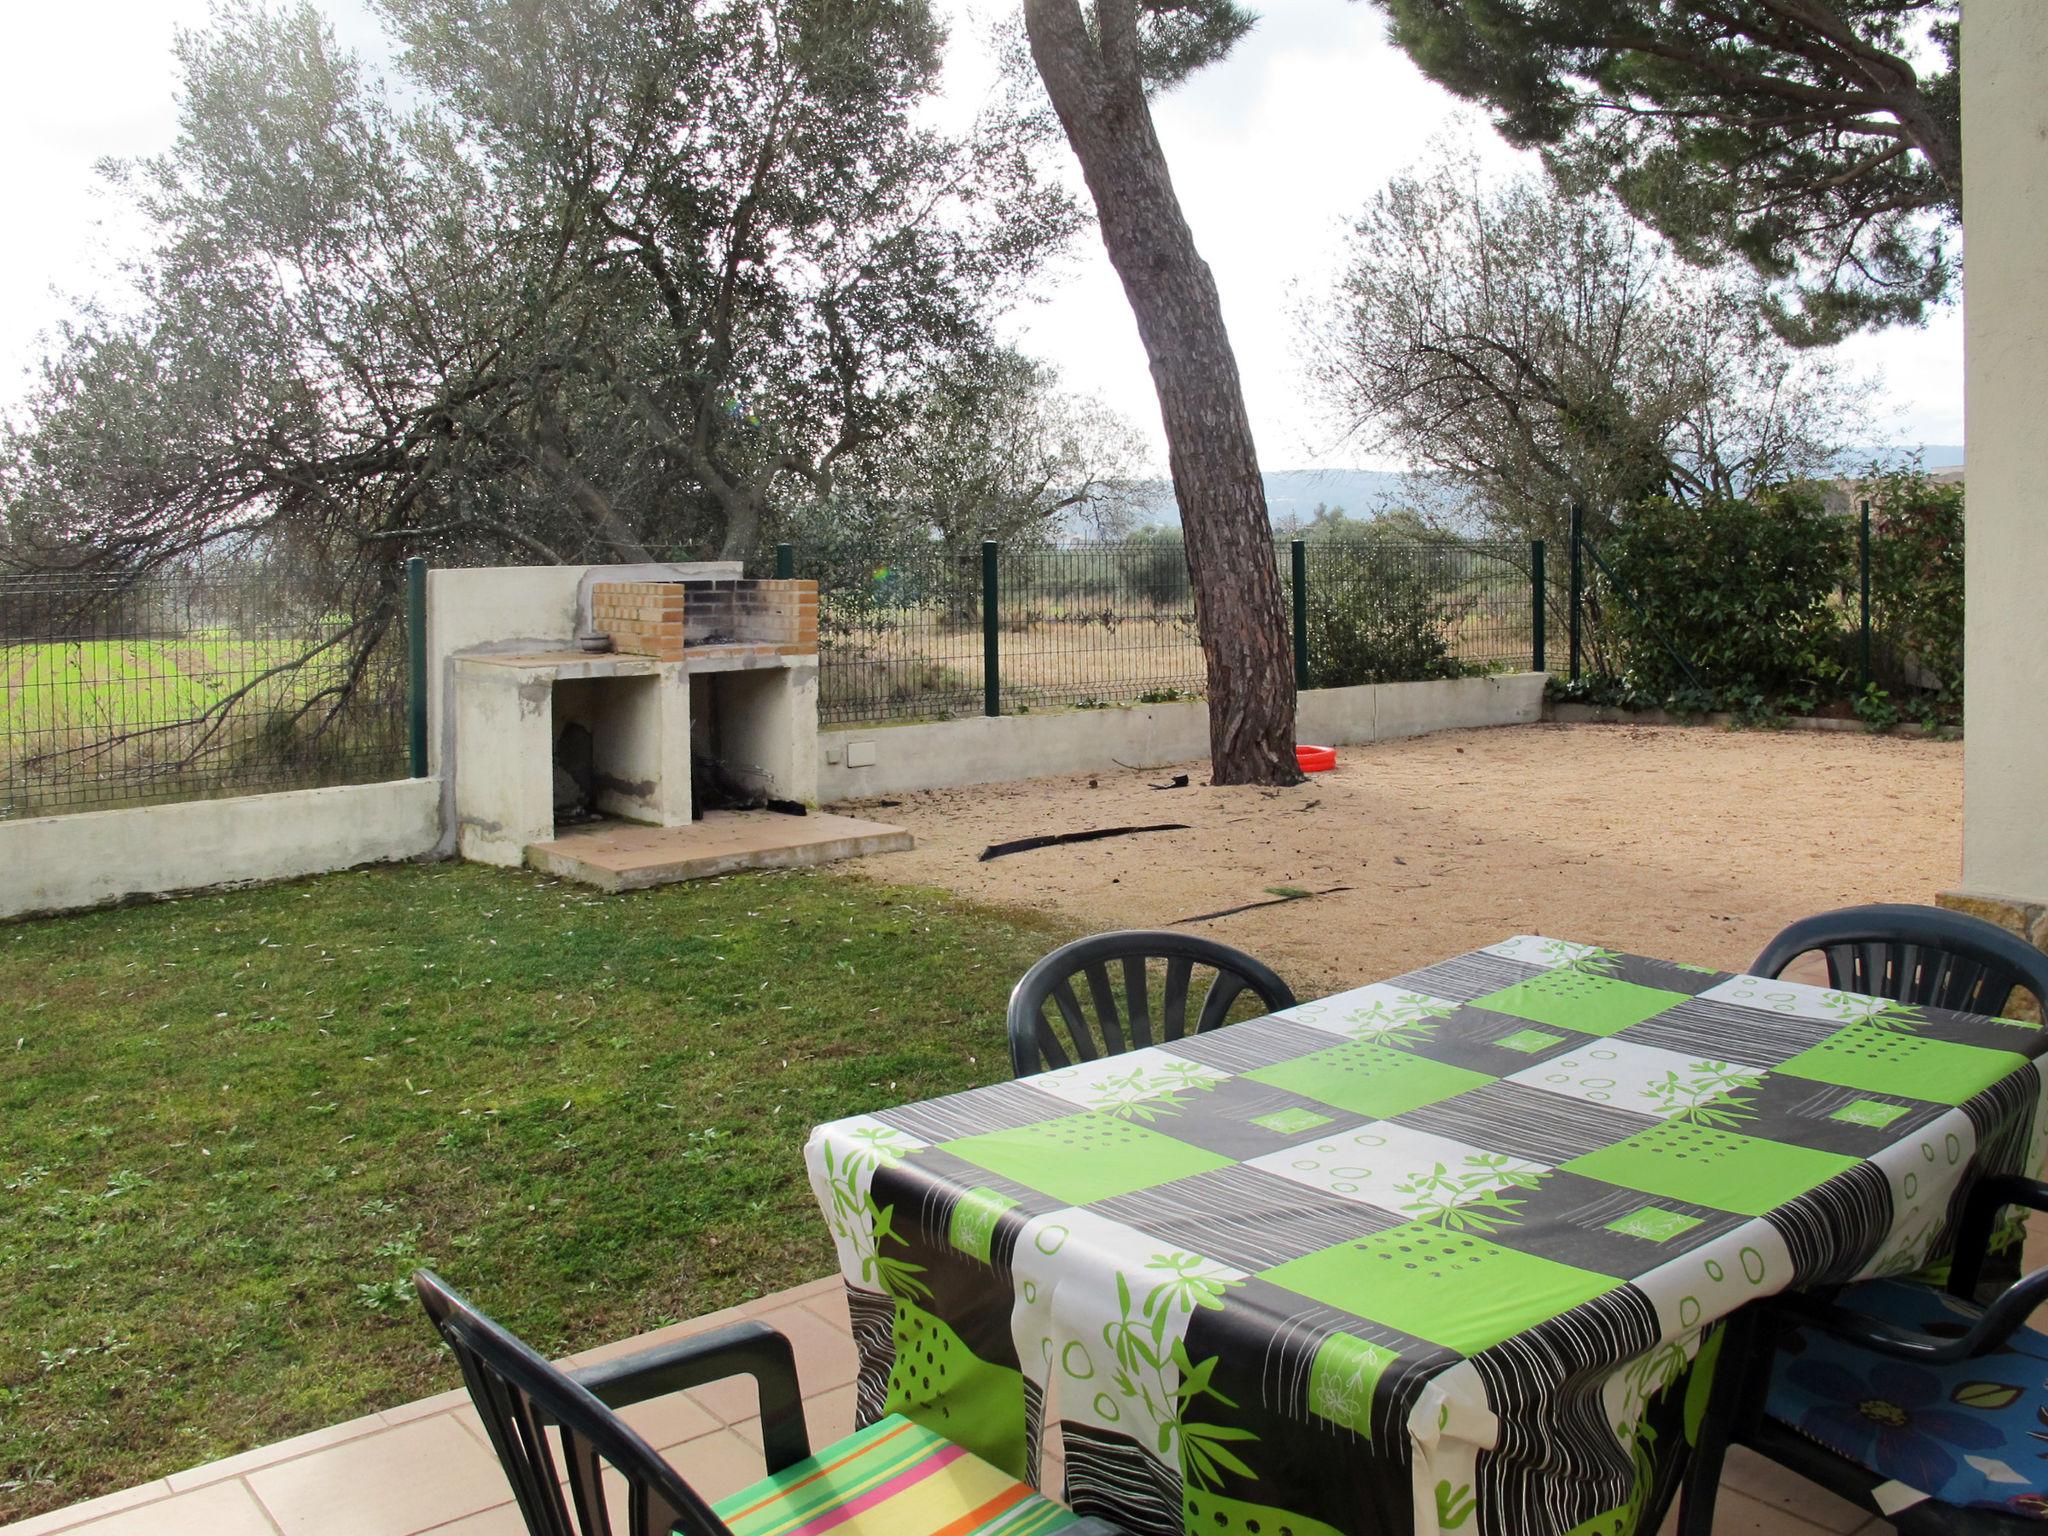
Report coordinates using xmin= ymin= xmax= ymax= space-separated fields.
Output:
xmin=379 ymin=1388 xmax=472 ymax=1428
xmin=614 ymin=1384 xmax=722 ymax=1451
xmin=755 ymin=1302 xmax=860 ymax=1394
xmin=0 ymin=1479 xmax=175 ymax=1536
xmin=1718 ymin=1446 xmax=1873 ymax=1533
xmin=729 ymin=1380 xmax=859 ymax=1454
xmin=654 ymin=1429 xmax=765 ymax=1506
xmin=54 ymin=1480 xmax=277 ymax=1536
xmin=799 ymin=1282 xmax=853 ymax=1336
xmin=163 ymin=1411 xmax=389 ymax=1492
xmin=1694 ymin=1485 xmax=1869 ymax=1533
xmin=409 ymin=1505 xmax=525 ymax=1536
xmin=244 ymin=1417 xmax=509 ymax=1536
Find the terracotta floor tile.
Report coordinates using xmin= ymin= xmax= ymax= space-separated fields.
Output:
xmin=729 ymin=1380 xmax=859 ymax=1456
xmin=662 ymin=1365 xmax=761 ymax=1425
xmin=378 ymin=1389 xmax=471 ymax=1429
xmin=615 ymin=1386 xmax=721 ymax=1451
xmin=55 ymin=1480 xmax=277 ymax=1536
xmin=752 ymin=1303 xmax=859 ymax=1396
xmin=410 ymin=1505 xmax=525 ymax=1536
xmin=798 ymin=1382 xmax=859 ymax=1449
xmin=164 ymin=1413 xmax=388 ymax=1493
xmin=1697 ymin=1484 xmax=1851 ymax=1534
xmin=799 ymin=1285 xmax=853 ymax=1337
xmin=2024 ymin=1211 xmax=2048 ymax=1275
xmin=1718 ymin=1447 xmax=1873 ymax=1533
xmin=0 ymin=1479 xmax=175 ymax=1536
xmin=245 ymin=1417 xmax=509 ymax=1536
xmin=658 ymin=1429 xmax=767 ymax=1507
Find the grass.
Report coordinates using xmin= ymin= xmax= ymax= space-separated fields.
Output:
xmin=0 ymin=860 xmax=1067 ymax=1521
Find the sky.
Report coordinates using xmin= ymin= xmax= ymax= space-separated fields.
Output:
xmin=0 ymin=0 xmax=1965 ymax=474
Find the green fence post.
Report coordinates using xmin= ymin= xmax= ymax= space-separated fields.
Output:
xmin=1290 ymin=539 xmax=1308 ymax=692
xmin=982 ymin=540 xmax=1000 ymax=717
xmin=1858 ymin=499 xmax=1872 ymax=692
xmin=1567 ymin=503 xmax=1584 ymax=683
xmin=775 ymin=542 xmax=795 ymax=580
xmin=1530 ymin=539 xmax=1547 ymax=673
xmin=405 ymin=556 xmax=428 ymax=777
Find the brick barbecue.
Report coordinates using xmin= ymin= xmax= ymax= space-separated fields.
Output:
xmin=588 ymin=577 xmax=819 ymax=663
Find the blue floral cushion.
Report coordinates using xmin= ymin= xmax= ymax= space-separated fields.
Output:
xmin=1768 ymin=1277 xmax=2048 ymax=1520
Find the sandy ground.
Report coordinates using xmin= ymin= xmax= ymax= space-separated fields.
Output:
xmin=832 ymin=722 xmax=1964 ymax=998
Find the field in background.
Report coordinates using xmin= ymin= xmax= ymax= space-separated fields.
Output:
xmin=1 ymin=575 xmax=408 ymax=819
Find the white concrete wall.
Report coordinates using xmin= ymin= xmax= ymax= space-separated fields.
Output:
xmin=0 ymin=778 xmax=442 ymax=921
xmin=817 ymin=672 xmax=1544 ymax=800
xmin=1958 ymin=2 xmax=2048 ymax=907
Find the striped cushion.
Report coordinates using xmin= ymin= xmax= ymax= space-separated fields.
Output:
xmin=710 ymin=1414 xmax=1083 ymax=1536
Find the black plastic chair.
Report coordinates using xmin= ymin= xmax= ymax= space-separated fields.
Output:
xmin=1007 ymin=930 xmax=1296 ymax=1077
xmin=1680 ymin=1178 xmax=2048 ymax=1533
xmin=416 ymin=1271 xmax=1127 ymax=1536
xmin=1754 ymin=903 xmax=2048 ymax=1018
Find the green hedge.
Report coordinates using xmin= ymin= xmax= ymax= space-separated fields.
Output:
xmin=1599 ymin=489 xmax=1852 ymax=707
xmin=1868 ymin=471 xmax=1964 ymax=702
xmin=1577 ymin=474 xmax=1963 ymax=722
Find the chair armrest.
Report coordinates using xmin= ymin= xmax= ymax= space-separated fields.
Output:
xmin=569 ymin=1320 xmax=811 ymax=1473
xmin=1771 ymin=1267 xmax=2048 ymax=1365
xmin=1950 ymin=1173 xmax=2048 ymax=1296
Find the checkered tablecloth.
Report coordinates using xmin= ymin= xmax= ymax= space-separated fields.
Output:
xmin=805 ymin=937 xmax=2048 ymax=1536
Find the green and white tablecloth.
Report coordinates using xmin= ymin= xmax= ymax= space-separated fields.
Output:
xmin=804 ymin=937 xmax=2048 ymax=1536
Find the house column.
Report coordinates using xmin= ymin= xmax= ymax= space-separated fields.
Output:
xmin=1940 ymin=0 xmax=2048 ymax=946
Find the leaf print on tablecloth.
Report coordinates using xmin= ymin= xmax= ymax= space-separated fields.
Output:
xmin=1641 ymin=1062 xmax=1764 ymax=1127
xmin=1395 ymin=1154 xmax=1548 ymax=1233
xmin=1082 ymin=1061 xmax=1223 ymax=1121
xmin=1340 ymin=993 xmax=1455 ymax=1049
xmin=1436 ymin=1480 xmax=1477 ymax=1528
xmin=1821 ymin=992 xmax=1928 ymax=1032
xmin=1100 ymin=1253 xmax=1256 ymax=1492
xmin=819 ymin=1132 xmax=928 ymax=1302
xmin=1561 ymin=946 xmax=1623 ymax=976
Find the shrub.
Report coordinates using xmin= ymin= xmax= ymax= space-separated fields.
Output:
xmin=1865 ymin=469 xmax=1964 ymax=706
xmin=1121 ymin=527 xmax=1190 ymax=609
xmin=1306 ymin=561 xmax=1470 ymax=686
xmin=1598 ymin=490 xmax=1851 ymax=701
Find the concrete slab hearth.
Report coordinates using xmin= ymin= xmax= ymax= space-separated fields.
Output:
xmin=524 ymin=810 xmax=912 ymax=890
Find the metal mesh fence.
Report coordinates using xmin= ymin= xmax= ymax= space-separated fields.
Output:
xmin=996 ymin=543 xmax=1206 ymax=711
xmin=0 ymin=570 xmax=411 ymax=819
xmin=807 ymin=542 xmax=987 ymax=726
xmin=1302 ymin=540 xmax=1536 ymax=687
xmin=801 ymin=536 xmax=1542 ymax=726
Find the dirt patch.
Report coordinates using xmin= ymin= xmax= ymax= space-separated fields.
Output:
xmin=834 ymin=722 xmax=1963 ymax=998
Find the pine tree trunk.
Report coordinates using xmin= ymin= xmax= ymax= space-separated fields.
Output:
xmin=1023 ymin=0 xmax=1301 ymax=786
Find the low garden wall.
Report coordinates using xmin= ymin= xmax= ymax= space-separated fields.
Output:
xmin=0 ymin=777 xmax=442 ymax=921
xmin=0 ymin=674 xmax=1541 ymax=918
xmin=816 ymin=672 xmax=1545 ymax=800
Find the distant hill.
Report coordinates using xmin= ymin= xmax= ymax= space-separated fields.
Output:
xmin=1125 ymin=469 xmax=1459 ymax=530
xmin=1121 ymin=448 xmax=1965 ymax=532
xmin=1840 ymin=443 xmax=1964 ymax=472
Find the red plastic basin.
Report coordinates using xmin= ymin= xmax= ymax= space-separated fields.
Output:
xmin=1296 ymin=744 xmax=1337 ymax=773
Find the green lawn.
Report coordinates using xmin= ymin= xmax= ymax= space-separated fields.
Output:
xmin=0 ymin=861 xmax=1067 ymax=1521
